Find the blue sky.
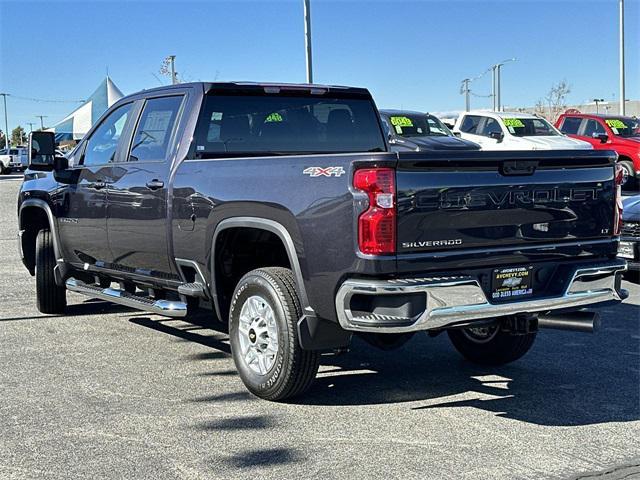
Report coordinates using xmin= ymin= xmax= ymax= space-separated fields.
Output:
xmin=0 ymin=0 xmax=638 ymax=133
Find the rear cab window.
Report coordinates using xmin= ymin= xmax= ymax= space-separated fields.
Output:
xmin=192 ymin=90 xmax=385 ymax=157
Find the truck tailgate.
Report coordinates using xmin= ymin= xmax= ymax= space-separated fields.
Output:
xmin=396 ymin=151 xmax=617 ymax=254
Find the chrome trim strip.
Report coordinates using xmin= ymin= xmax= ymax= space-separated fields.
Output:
xmin=335 ymin=261 xmax=627 ymax=333
xmin=66 ymin=278 xmax=187 ymax=318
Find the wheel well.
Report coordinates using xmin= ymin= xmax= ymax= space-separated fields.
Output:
xmin=20 ymin=206 xmax=51 ymax=275
xmin=618 ymin=155 xmax=635 ymax=171
xmin=214 ymin=227 xmax=291 ymax=320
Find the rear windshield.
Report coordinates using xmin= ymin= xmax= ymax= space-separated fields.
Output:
xmin=503 ymin=117 xmax=559 ymax=137
xmin=193 ymin=94 xmax=385 ymax=157
xmin=604 ymin=117 xmax=639 ymax=137
xmin=387 ymin=114 xmax=451 ymax=137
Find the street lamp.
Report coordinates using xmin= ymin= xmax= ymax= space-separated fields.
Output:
xmin=593 ymin=98 xmax=604 ymax=114
xmin=619 ymin=0 xmax=625 ymax=115
xmin=491 ymin=58 xmax=517 ymax=111
xmin=303 ymin=0 xmax=313 ymax=83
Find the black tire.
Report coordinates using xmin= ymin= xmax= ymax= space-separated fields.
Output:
xmin=229 ymin=267 xmax=320 ymax=401
xmin=447 ymin=324 xmax=536 ymax=366
xmin=0 ymin=162 xmax=8 ymax=175
xmin=619 ymin=160 xmax=637 ymax=191
xmin=35 ymin=229 xmax=67 ymax=314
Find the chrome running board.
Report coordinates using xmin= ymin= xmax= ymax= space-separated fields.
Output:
xmin=65 ymin=278 xmax=188 ymax=318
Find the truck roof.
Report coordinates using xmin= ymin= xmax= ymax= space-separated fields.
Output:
xmin=559 ymin=112 xmax=638 ymax=121
xmin=464 ymin=110 xmax=542 ymax=120
xmin=379 ymin=109 xmax=432 ymax=117
xmin=137 ymin=81 xmax=372 ymax=98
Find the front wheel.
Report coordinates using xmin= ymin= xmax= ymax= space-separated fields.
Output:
xmin=0 ymin=162 xmax=8 ymax=175
xmin=619 ymin=160 xmax=637 ymax=191
xmin=229 ymin=267 xmax=320 ymax=401
xmin=447 ymin=324 xmax=536 ymax=365
xmin=35 ymin=229 xmax=67 ymax=314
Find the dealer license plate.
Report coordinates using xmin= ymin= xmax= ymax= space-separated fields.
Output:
xmin=491 ymin=266 xmax=534 ymax=301
xmin=618 ymin=241 xmax=635 ymax=260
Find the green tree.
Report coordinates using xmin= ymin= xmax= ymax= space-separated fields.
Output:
xmin=0 ymin=129 xmax=6 ymax=149
xmin=10 ymin=126 xmax=26 ymax=146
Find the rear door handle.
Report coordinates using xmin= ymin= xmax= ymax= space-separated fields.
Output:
xmin=146 ymin=179 xmax=164 ymax=190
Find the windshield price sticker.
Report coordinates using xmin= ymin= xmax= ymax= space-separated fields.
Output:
xmin=503 ymin=118 xmax=525 ymax=128
xmin=605 ymin=119 xmax=625 ymax=129
xmin=390 ymin=116 xmax=413 ymax=127
xmin=265 ymin=112 xmax=283 ymax=122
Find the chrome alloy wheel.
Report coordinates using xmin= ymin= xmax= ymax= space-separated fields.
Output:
xmin=237 ymin=295 xmax=279 ymax=376
xmin=461 ymin=325 xmax=499 ymax=344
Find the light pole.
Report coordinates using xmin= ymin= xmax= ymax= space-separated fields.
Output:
xmin=0 ymin=93 xmax=9 ymax=150
xmin=593 ymin=98 xmax=604 ymax=114
xmin=494 ymin=58 xmax=516 ymax=111
xmin=619 ymin=0 xmax=625 ymax=115
xmin=303 ymin=0 xmax=313 ymax=83
xmin=461 ymin=78 xmax=471 ymax=112
xmin=27 ymin=122 xmax=35 ymax=133
xmin=36 ymin=115 xmax=47 ymax=130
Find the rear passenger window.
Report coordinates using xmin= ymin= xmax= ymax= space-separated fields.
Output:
xmin=129 ymin=96 xmax=183 ymax=162
xmin=460 ymin=115 xmax=482 ymax=134
xmin=560 ymin=117 xmax=582 ymax=135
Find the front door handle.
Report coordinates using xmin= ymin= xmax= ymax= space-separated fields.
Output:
xmin=90 ymin=181 xmax=107 ymax=190
xmin=146 ymin=179 xmax=164 ymax=190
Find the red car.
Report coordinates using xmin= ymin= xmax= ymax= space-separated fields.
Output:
xmin=556 ymin=113 xmax=640 ymax=188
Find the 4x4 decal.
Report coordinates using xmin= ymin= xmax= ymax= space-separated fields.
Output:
xmin=303 ymin=166 xmax=346 ymax=178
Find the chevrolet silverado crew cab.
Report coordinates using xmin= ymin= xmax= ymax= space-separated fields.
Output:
xmin=379 ymin=109 xmax=480 ymax=152
xmin=20 ymin=82 xmax=627 ymax=401
xmin=454 ymin=111 xmax=592 ymax=151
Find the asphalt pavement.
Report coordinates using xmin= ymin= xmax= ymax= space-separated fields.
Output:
xmin=0 ymin=177 xmax=639 ymax=480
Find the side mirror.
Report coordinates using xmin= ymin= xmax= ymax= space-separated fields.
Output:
xmin=453 ymin=131 xmax=462 ymax=138
xmin=489 ymin=131 xmax=505 ymax=143
xmin=28 ymin=131 xmax=67 ymax=171
xmin=592 ymin=132 xmax=608 ymax=143
xmin=387 ymin=133 xmax=396 ymax=144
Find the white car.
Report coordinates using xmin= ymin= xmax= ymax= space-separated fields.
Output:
xmin=453 ymin=111 xmax=592 ymax=151
xmin=0 ymin=147 xmax=28 ymax=174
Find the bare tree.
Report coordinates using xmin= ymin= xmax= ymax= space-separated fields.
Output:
xmin=534 ymin=99 xmax=547 ymax=119
xmin=545 ymin=80 xmax=571 ymax=122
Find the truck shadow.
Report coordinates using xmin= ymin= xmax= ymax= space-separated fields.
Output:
xmin=126 ymin=301 xmax=639 ymax=428
xmin=300 ymin=302 xmax=640 ymax=427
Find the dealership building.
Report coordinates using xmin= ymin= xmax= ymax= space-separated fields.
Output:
xmin=52 ymin=76 xmax=124 ymax=142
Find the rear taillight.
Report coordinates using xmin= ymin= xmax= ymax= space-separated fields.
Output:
xmin=353 ymin=168 xmax=396 ymax=255
xmin=614 ymin=164 xmax=624 ymax=236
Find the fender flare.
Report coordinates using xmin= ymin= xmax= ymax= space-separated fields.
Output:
xmin=19 ymin=199 xmax=63 ymax=261
xmin=210 ymin=217 xmax=311 ymax=321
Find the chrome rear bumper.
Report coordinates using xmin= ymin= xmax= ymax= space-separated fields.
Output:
xmin=335 ymin=260 xmax=627 ymax=333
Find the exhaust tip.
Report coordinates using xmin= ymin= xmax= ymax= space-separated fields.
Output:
xmin=538 ymin=311 xmax=600 ymax=333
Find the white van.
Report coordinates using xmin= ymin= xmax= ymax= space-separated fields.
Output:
xmin=453 ymin=111 xmax=592 ymax=151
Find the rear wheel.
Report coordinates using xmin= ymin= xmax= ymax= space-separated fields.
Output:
xmin=35 ymin=229 xmax=67 ymax=314
xmin=229 ymin=267 xmax=320 ymax=401
xmin=447 ymin=324 xmax=536 ymax=365
xmin=0 ymin=162 xmax=8 ymax=175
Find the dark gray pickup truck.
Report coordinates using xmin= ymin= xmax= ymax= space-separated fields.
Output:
xmin=19 ymin=82 xmax=627 ymax=400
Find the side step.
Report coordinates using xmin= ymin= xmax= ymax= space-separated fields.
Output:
xmin=65 ymin=278 xmax=188 ymax=318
